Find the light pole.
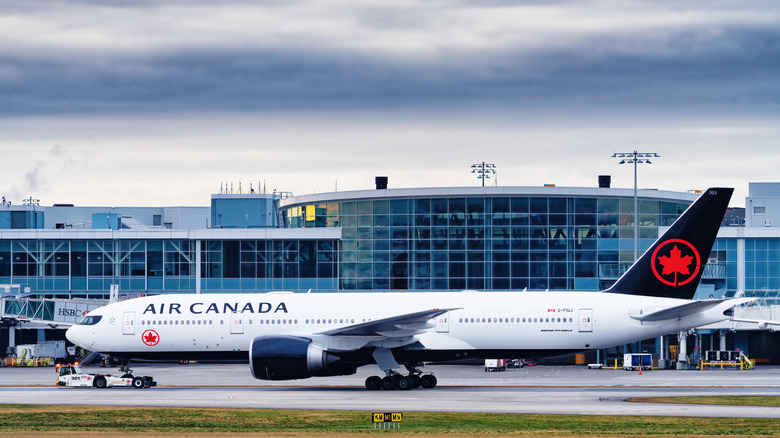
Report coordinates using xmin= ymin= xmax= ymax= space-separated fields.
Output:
xmin=611 ymin=151 xmax=659 ymax=261
xmin=471 ymin=162 xmax=496 ymax=187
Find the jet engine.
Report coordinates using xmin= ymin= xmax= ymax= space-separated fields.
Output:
xmin=249 ymin=335 xmax=355 ymax=380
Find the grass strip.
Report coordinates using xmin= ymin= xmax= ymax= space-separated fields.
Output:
xmin=0 ymin=405 xmax=778 ymax=435
xmin=628 ymin=396 xmax=780 ymax=407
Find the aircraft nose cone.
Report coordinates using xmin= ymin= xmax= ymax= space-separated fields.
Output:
xmin=66 ymin=326 xmax=84 ymax=347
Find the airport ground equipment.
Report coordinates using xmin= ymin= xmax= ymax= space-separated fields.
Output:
xmin=623 ymin=353 xmax=652 ymax=371
xmin=55 ymin=363 xmax=156 ymax=388
xmin=484 ymin=359 xmax=506 ymax=372
xmin=700 ymin=350 xmax=755 ymax=370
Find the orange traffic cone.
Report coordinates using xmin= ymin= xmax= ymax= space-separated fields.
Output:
xmin=639 ymin=368 xmax=642 ymax=375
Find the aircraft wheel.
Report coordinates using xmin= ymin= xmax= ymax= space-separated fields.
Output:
xmin=420 ymin=374 xmax=437 ymax=389
xmin=381 ymin=376 xmax=396 ymax=390
xmin=94 ymin=376 xmax=107 ymax=389
xmin=365 ymin=376 xmax=382 ymax=390
xmin=143 ymin=377 xmax=152 ymax=388
xmin=132 ymin=377 xmax=144 ymax=389
xmin=412 ymin=375 xmax=422 ymax=388
xmin=397 ymin=376 xmax=414 ymax=390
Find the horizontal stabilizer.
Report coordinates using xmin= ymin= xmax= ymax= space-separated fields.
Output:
xmin=630 ymin=298 xmax=753 ymax=322
xmin=731 ymin=318 xmax=780 ymax=329
xmin=323 ymin=308 xmax=459 ymax=337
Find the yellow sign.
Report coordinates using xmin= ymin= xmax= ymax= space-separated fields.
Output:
xmin=372 ymin=412 xmax=403 ymax=423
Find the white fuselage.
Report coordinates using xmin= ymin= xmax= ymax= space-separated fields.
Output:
xmin=66 ymin=290 xmax=733 ymax=360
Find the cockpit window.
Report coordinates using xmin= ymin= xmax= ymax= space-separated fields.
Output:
xmin=76 ymin=315 xmax=103 ymax=325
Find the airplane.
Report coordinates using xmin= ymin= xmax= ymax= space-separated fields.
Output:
xmin=67 ymin=187 xmax=752 ymax=390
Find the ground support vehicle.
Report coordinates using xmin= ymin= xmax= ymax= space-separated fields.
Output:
xmin=623 ymin=353 xmax=652 ymax=371
xmin=56 ymin=363 xmax=156 ymax=388
xmin=484 ymin=359 xmax=507 ymax=372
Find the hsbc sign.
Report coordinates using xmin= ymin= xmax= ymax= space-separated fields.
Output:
xmin=53 ymin=302 xmax=103 ymax=324
xmin=58 ymin=308 xmax=82 ymax=317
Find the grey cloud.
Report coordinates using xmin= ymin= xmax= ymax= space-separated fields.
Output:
xmin=1 ymin=1 xmax=779 ymax=117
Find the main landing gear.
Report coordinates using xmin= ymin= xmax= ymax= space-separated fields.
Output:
xmin=364 ymin=363 xmax=438 ymax=390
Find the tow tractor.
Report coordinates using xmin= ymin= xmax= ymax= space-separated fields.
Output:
xmin=56 ymin=363 xmax=156 ymax=389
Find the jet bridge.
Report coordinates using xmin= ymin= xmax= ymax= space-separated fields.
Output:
xmin=2 ymin=285 xmax=109 ymax=354
xmin=2 ymin=296 xmax=106 ymax=326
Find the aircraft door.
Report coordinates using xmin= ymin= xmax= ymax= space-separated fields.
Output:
xmin=435 ymin=313 xmax=449 ymax=333
xmin=230 ymin=312 xmax=244 ymax=334
xmin=578 ymin=308 xmax=593 ymax=332
xmin=122 ymin=312 xmax=135 ymax=335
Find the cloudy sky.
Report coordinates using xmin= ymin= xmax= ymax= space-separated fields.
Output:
xmin=1 ymin=0 xmax=779 ymax=207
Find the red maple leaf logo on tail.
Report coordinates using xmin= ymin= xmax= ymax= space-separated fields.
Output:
xmin=657 ymin=245 xmax=693 ymax=286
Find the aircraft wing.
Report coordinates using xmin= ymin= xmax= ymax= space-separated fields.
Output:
xmin=631 ymin=298 xmax=754 ymax=322
xmin=322 ymin=308 xmax=459 ymax=338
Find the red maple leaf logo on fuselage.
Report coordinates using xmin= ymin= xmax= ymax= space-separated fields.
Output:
xmin=142 ymin=330 xmax=159 ymax=346
xmin=657 ymin=245 xmax=693 ymax=286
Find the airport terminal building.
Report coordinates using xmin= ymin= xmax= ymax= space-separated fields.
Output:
xmin=2 ymin=181 xmax=778 ymax=362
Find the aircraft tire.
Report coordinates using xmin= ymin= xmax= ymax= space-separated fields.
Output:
xmin=365 ymin=376 xmax=382 ymax=390
xmin=381 ymin=376 xmax=396 ymax=390
xmin=412 ymin=375 xmax=422 ymax=388
xmin=397 ymin=376 xmax=414 ymax=390
xmin=420 ymin=374 xmax=437 ymax=389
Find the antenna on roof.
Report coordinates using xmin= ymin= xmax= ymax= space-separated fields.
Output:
xmin=238 ymin=179 xmax=243 ymax=194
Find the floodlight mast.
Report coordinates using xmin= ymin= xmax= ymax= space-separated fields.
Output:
xmin=471 ymin=162 xmax=496 ymax=187
xmin=611 ymin=151 xmax=660 ymax=262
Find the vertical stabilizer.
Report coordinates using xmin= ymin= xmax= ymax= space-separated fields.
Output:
xmin=605 ymin=187 xmax=733 ymax=299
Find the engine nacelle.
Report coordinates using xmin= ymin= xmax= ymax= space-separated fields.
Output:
xmin=250 ymin=335 xmax=346 ymax=380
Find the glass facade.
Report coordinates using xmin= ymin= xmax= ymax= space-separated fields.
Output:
xmin=0 ymin=238 xmax=339 ymax=296
xmin=284 ymin=191 xmax=691 ymax=291
xmin=744 ymin=238 xmax=780 ymax=294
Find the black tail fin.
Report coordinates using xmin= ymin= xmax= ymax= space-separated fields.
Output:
xmin=606 ymin=187 xmax=733 ymax=299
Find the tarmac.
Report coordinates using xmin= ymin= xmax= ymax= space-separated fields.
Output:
xmin=1 ymin=363 xmax=779 ymax=418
